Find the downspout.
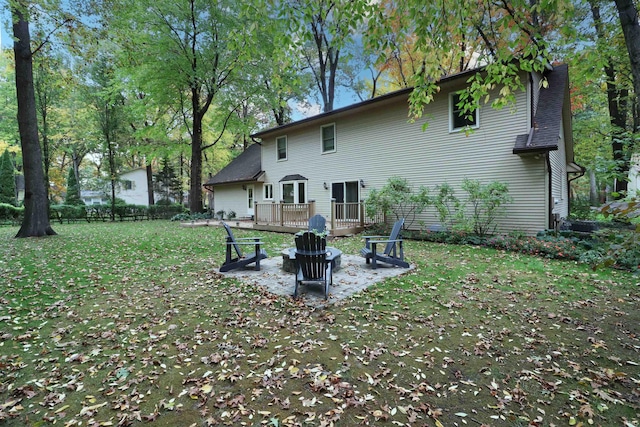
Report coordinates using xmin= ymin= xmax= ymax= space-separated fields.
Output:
xmin=546 ymin=152 xmax=553 ymax=230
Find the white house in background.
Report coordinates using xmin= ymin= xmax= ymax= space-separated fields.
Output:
xmin=81 ymin=190 xmax=109 ymax=205
xmin=204 ymin=63 xmax=584 ymax=235
xmin=116 ymin=168 xmax=150 ymax=206
xmin=16 ymin=174 xmax=24 ymax=204
xmin=203 ymin=144 xmax=263 ymax=218
xmin=629 ymin=153 xmax=640 ymax=196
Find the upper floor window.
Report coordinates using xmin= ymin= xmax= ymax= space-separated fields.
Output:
xmin=321 ymin=123 xmax=336 ymax=153
xmin=276 ymin=136 xmax=287 ymax=161
xmin=123 ymin=180 xmax=133 ymax=190
xmin=450 ymin=92 xmax=479 ymax=132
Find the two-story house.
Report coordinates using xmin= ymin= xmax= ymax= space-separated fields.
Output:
xmin=205 ymin=63 xmax=583 ymax=235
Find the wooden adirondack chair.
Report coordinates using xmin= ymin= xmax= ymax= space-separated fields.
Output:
xmin=293 ymin=231 xmax=332 ymax=299
xmin=308 ymin=214 xmax=326 ymax=234
xmin=360 ymin=218 xmax=410 ymax=269
xmin=220 ymin=222 xmax=268 ymax=272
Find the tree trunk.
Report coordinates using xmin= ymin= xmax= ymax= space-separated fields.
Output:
xmin=12 ymin=2 xmax=56 ymax=238
xmin=108 ymin=136 xmax=117 ymax=222
xmin=614 ymin=0 xmax=640 ymax=133
xmin=590 ymin=0 xmax=630 ymax=196
xmin=146 ymin=163 xmax=154 ymax=205
xmin=189 ymin=113 xmax=203 ymax=213
xmin=72 ymin=151 xmax=81 ymax=201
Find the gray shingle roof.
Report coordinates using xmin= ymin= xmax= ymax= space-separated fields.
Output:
xmin=203 ymin=144 xmax=263 ymax=188
xmin=279 ymin=174 xmax=307 ymax=182
xmin=513 ymin=64 xmax=569 ymax=154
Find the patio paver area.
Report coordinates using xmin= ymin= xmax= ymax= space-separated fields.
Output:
xmin=220 ymin=254 xmax=413 ymax=307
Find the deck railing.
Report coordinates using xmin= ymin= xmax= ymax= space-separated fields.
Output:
xmin=254 ymin=201 xmax=315 ymax=228
xmin=254 ymin=199 xmax=385 ymax=230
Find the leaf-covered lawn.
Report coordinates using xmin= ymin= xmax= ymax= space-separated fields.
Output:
xmin=0 ymin=222 xmax=638 ymax=426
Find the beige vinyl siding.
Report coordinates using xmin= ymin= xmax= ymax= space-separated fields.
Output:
xmin=549 ymin=115 xmax=570 ymax=219
xmin=212 ymin=185 xmax=251 ymax=218
xmin=261 ymin=74 xmax=550 ymax=235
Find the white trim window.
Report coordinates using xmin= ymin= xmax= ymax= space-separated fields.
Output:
xmin=449 ymin=92 xmax=479 ymax=132
xmin=321 ymin=123 xmax=336 ymax=153
xmin=280 ymin=180 xmax=306 ymax=204
xmin=276 ymin=136 xmax=287 ymax=161
xmin=263 ymin=183 xmax=273 ymax=200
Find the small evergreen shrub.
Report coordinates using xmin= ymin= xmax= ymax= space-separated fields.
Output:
xmin=0 ymin=150 xmax=16 ymax=206
xmin=64 ymin=168 xmax=84 ymax=206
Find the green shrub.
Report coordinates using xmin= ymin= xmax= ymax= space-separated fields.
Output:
xmin=0 ymin=150 xmax=16 ymax=206
xmin=364 ymin=176 xmax=431 ymax=229
xmin=597 ymin=198 xmax=640 ymax=271
xmin=569 ymin=195 xmax=598 ymax=220
xmin=148 ymin=203 xmax=185 ymax=220
xmin=114 ymin=204 xmax=147 ymax=221
xmin=432 ymin=183 xmax=463 ymax=230
xmin=170 ymin=213 xmax=191 ymax=222
xmin=86 ymin=205 xmax=112 ymax=222
xmin=50 ymin=204 xmax=87 ymax=223
xmin=171 ymin=211 xmax=214 ymax=222
xmin=461 ymin=179 xmax=512 ymax=237
xmin=0 ymin=203 xmax=23 ymax=222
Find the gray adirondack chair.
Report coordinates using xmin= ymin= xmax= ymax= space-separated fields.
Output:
xmin=308 ymin=214 xmax=326 ymax=234
xmin=360 ymin=218 xmax=410 ymax=269
xmin=220 ymin=222 xmax=268 ymax=272
xmin=293 ymin=231 xmax=332 ymax=299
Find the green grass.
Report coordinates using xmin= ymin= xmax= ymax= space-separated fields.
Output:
xmin=0 ymin=222 xmax=638 ymax=426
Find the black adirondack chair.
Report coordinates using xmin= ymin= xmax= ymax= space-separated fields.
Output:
xmin=293 ymin=231 xmax=332 ymax=299
xmin=308 ymin=214 xmax=326 ymax=233
xmin=220 ymin=222 xmax=268 ymax=272
xmin=360 ymin=218 xmax=410 ymax=269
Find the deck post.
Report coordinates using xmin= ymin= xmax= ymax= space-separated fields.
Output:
xmin=359 ymin=200 xmax=364 ymax=227
xmin=254 ymin=201 xmax=258 ymax=224
xmin=309 ymin=200 xmax=315 ymax=217
xmin=330 ymin=198 xmax=336 ymax=230
xmin=279 ymin=200 xmax=284 ymax=226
